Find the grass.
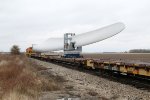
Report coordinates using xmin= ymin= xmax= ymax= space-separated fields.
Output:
xmin=0 ymin=54 xmax=61 ymax=100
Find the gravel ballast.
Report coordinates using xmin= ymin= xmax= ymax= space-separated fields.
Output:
xmin=31 ymin=59 xmax=150 ymax=100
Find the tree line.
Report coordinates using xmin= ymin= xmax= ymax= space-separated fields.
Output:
xmin=129 ymin=49 xmax=150 ymax=53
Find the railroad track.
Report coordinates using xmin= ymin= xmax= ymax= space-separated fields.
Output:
xmin=33 ymin=57 xmax=150 ymax=91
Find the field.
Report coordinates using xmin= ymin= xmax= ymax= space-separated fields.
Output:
xmin=82 ymin=53 xmax=150 ymax=63
xmin=0 ymin=53 xmax=150 ymax=100
xmin=0 ymin=54 xmax=63 ymax=100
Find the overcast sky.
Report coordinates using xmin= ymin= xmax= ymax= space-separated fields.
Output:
xmin=0 ymin=0 xmax=150 ymax=52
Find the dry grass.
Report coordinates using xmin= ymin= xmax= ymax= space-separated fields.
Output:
xmin=0 ymin=54 xmax=61 ymax=100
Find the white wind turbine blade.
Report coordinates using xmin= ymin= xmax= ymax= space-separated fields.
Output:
xmin=33 ymin=38 xmax=63 ymax=52
xmin=72 ymin=22 xmax=125 ymax=47
xmin=33 ymin=22 xmax=125 ymax=52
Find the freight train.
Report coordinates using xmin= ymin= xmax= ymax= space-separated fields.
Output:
xmin=26 ymin=47 xmax=150 ymax=79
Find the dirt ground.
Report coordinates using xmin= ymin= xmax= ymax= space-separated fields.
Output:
xmin=31 ymin=58 xmax=150 ymax=100
xmin=82 ymin=53 xmax=150 ymax=63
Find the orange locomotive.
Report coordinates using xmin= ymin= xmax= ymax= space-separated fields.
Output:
xmin=26 ymin=47 xmax=36 ymax=57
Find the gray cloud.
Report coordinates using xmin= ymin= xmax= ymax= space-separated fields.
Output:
xmin=0 ymin=0 xmax=150 ymax=52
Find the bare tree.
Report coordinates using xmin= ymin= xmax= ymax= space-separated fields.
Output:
xmin=10 ymin=45 xmax=20 ymax=55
